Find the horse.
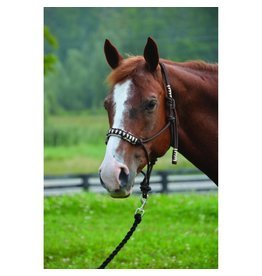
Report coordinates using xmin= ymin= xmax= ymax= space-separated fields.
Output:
xmin=99 ymin=37 xmax=218 ymax=198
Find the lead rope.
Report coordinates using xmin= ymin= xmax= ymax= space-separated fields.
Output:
xmin=97 ymin=213 xmax=142 ymax=269
xmin=98 ymin=193 xmax=149 ymax=269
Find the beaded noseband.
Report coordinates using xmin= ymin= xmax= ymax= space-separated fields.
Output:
xmin=106 ymin=128 xmax=140 ymax=145
xmin=105 ymin=62 xmax=178 ymax=198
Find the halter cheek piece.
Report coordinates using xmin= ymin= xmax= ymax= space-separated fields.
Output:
xmin=105 ymin=62 xmax=178 ymax=198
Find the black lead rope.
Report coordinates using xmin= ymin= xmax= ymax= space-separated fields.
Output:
xmin=98 ymin=213 xmax=142 ymax=269
xmin=98 ymin=195 xmax=148 ymax=269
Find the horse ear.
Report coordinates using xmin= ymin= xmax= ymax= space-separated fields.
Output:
xmin=104 ymin=39 xmax=123 ymax=69
xmin=143 ymin=37 xmax=159 ymax=72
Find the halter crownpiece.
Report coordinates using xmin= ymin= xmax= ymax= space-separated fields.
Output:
xmin=105 ymin=62 xmax=178 ymax=198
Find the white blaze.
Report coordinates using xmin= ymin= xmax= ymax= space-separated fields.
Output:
xmin=113 ymin=79 xmax=132 ymax=129
xmin=99 ymin=80 xmax=132 ymax=187
xmin=105 ymin=80 xmax=131 ymax=161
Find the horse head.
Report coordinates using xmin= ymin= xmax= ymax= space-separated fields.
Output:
xmin=99 ymin=38 xmax=172 ymax=198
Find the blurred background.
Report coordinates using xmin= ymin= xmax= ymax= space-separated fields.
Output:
xmin=44 ymin=7 xmax=218 ymax=177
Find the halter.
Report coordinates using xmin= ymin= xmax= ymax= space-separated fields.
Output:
xmin=105 ymin=62 xmax=178 ymax=198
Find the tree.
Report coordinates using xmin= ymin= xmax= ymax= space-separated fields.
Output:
xmin=44 ymin=26 xmax=58 ymax=75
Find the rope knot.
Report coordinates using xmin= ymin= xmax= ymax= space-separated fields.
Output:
xmin=140 ymin=178 xmax=151 ymax=197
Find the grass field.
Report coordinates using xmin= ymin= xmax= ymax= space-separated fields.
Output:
xmin=44 ymin=114 xmax=195 ymax=175
xmin=44 ymin=192 xmax=218 ymax=269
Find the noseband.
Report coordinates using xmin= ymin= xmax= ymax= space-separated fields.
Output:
xmin=105 ymin=62 xmax=178 ymax=198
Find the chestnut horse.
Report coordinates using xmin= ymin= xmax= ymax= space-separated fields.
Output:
xmin=99 ymin=37 xmax=218 ymax=198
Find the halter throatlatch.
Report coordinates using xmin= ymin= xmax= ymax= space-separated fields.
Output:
xmin=105 ymin=62 xmax=178 ymax=198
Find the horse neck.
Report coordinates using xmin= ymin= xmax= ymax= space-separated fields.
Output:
xmin=164 ymin=61 xmax=218 ymax=184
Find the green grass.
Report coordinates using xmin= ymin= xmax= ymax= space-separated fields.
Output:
xmin=44 ymin=114 xmax=195 ymax=175
xmin=44 ymin=192 xmax=218 ymax=269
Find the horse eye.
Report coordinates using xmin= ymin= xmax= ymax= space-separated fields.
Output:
xmin=145 ymin=100 xmax=157 ymax=112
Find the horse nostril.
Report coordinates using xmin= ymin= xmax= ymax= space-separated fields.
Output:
xmin=119 ymin=168 xmax=129 ymax=187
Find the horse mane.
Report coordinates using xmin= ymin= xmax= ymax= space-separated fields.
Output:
xmin=161 ymin=58 xmax=218 ymax=73
xmin=175 ymin=60 xmax=218 ymax=72
xmin=107 ymin=56 xmax=218 ymax=86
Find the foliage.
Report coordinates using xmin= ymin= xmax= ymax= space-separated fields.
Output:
xmin=44 ymin=7 xmax=218 ymax=113
xmin=44 ymin=25 xmax=60 ymax=128
xmin=44 ymin=26 xmax=58 ymax=76
xmin=44 ymin=192 xmax=218 ymax=269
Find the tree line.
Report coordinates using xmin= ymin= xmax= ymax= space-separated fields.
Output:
xmin=44 ymin=7 xmax=218 ymax=115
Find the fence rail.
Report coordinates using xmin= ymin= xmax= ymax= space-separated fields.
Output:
xmin=44 ymin=169 xmax=217 ymax=196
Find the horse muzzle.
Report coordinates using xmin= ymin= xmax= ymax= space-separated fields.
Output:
xmin=99 ymin=162 xmax=135 ymax=198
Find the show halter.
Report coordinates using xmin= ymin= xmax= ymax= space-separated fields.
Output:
xmin=105 ymin=62 xmax=178 ymax=198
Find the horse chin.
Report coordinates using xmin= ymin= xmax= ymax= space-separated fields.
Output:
xmin=108 ymin=184 xmax=133 ymax=198
xmin=113 ymin=180 xmax=136 ymax=198
xmin=110 ymin=191 xmax=131 ymax=198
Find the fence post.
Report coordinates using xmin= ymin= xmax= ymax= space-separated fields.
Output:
xmin=82 ymin=175 xmax=90 ymax=191
xmin=159 ymin=171 xmax=168 ymax=193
